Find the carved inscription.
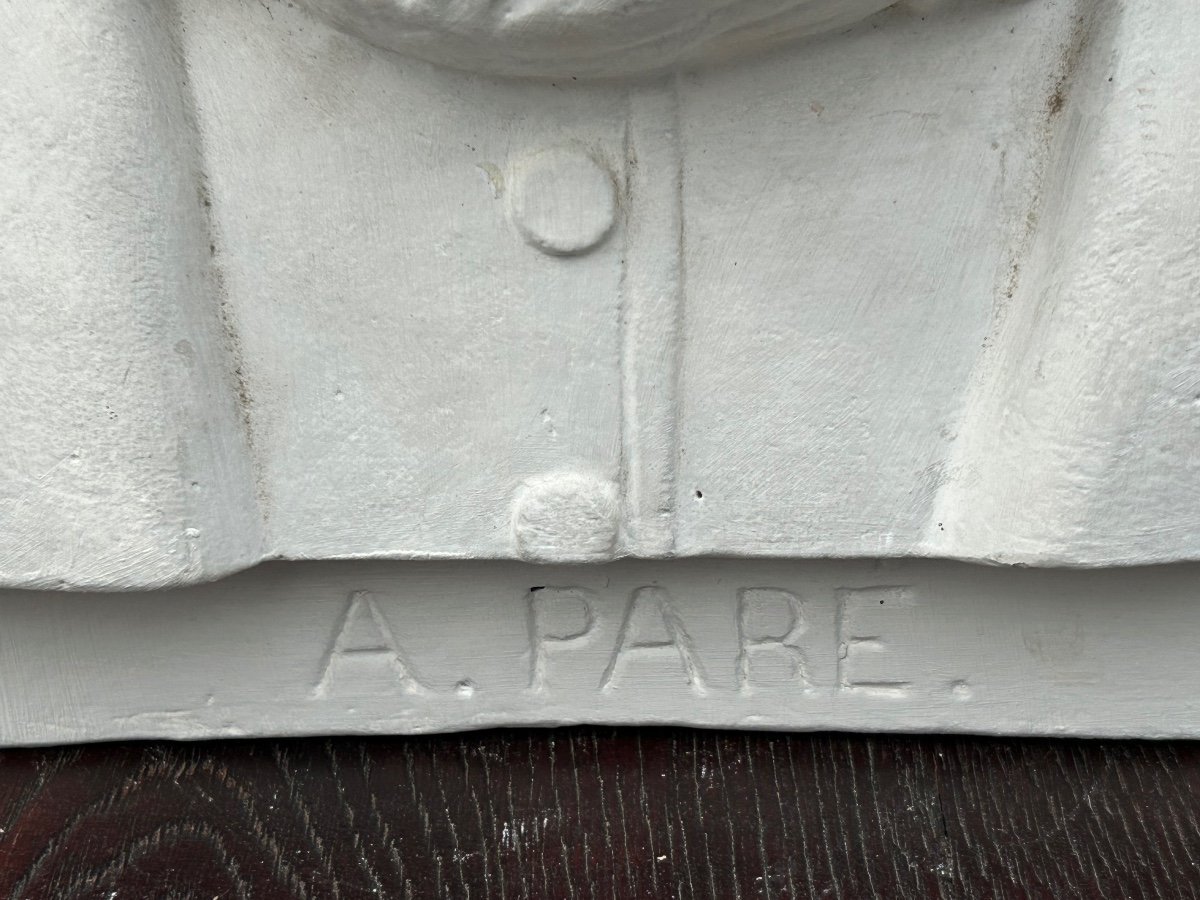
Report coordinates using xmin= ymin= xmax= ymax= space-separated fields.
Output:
xmin=309 ymin=580 xmax=963 ymax=701
xmin=313 ymin=591 xmax=428 ymax=697
xmin=600 ymin=587 xmax=707 ymax=694
xmin=736 ymin=588 xmax=808 ymax=691
xmin=835 ymin=585 xmax=914 ymax=698
xmin=528 ymin=586 xmax=595 ymax=693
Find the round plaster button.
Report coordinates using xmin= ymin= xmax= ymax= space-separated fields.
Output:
xmin=509 ymin=149 xmax=617 ymax=256
xmin=512 ymin=471 xmax=620 ymax=562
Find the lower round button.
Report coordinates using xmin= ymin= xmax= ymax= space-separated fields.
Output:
xmin=511 ymin=471 xmax=620 ymax=562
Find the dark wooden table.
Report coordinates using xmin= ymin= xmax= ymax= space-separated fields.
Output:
xmin=0 ymin=729 xmax=1194 ymax=898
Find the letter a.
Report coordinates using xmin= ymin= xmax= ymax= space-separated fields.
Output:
xmin=313 ymin=591 xmax=428 ymax=697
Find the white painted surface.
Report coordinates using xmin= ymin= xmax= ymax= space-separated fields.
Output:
xmin=509 ymin=148 xmax=617 ymax=256
xmin=295 ymin=0 xmax=898 ymax=77
xmin=3 ymin=0 xmax=1200 ymax=591
xmin=0 ymin=559 xmax=1196 ymax=745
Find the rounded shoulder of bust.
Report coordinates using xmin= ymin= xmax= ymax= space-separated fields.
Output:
xmin=296 ymin=0 xmax=897 ymax=78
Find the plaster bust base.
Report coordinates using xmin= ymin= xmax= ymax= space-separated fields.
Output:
xmin=0 ymin=559 xmax=1196 ymax=745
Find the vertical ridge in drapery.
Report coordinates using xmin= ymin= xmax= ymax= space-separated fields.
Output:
xmin=924 ymin=0 xmax=1200 ymax=566
xmin=619 ymin=76 xmax=686 ymax=558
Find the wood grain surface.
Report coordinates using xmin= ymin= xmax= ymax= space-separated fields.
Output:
xmin=0 ymin=729 xmax=1194 ymax=899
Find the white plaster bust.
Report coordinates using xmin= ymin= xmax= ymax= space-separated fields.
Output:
xmin=3 ymin=0 xmax=1199 ymax=589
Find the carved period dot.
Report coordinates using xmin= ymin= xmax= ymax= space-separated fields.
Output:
xmin=509 ymin=149 xmax=616 ymax=257
xmin=512 ymin=471 xmax=620 ymax=563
